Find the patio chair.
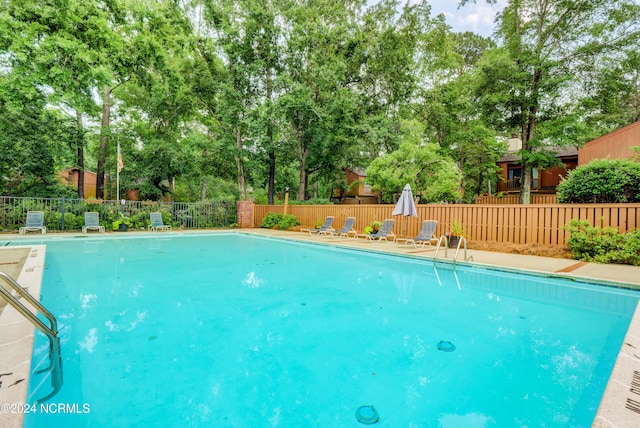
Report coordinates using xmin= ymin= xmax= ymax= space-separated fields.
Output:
xmin=396 ymin=220 xmax=438 ymax=249
xmin=320 ymin=217 xmax=357 ymax=239
xmin=19 ymin=211 xmax=46 ymax=235
xmin=149 ymin=212 xmax=172 ymax=232
xmin=300 ymin=216 xmax=334 ymax=235
xmin=82 ymin=212 xmax=105 ymax=234
xmin=357 ymin=219 xmax=396 ymax=242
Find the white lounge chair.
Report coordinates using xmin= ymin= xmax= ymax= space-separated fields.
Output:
xmin=149 ymin=212 xmax=172 ymax=232
xmin=320 ymin=217 xmax=357 ymax=239
xmin=300 ymin=216 xmax=334 ymax=235
xmin=357 ymin=219 xmax=396 ymax=242
xmin=82 ymin=212 xmax=105 ymax=233
xmin=19 ymin=211 xmax=46 ymax=234
xmin=397 ymin=220 xmax=438 ymax=249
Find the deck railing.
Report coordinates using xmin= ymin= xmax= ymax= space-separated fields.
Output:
xmin=254 ymin=203 xmax=640 ymax=247
xmin=0 ymin=197 xmax=236 ymax=232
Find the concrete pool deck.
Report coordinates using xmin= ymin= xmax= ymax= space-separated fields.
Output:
xmin=0 ymin=229 xmax=639 ymax=427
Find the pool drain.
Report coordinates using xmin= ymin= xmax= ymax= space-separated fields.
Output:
xmin=437 ymin=340 xmax=456 ymax=352
xmin=355 ymin=405 xmax=379 ymax=424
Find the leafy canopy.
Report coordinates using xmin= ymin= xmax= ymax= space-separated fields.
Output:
xmin=365 ymin=120 xmax=461 ymax=203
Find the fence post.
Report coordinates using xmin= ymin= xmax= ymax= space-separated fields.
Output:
xmin=61 ymin=197 xmax=65 ymax=231
xmin=236 ymin=200 xmax=254 ymax=228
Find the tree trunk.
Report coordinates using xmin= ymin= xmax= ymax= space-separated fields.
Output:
xmin=201 ymin=180 xmax=207 ymax=200
xmin=268 ymin=151 xmax=275 ymax=204
xmin=266 ymin=66 xmax=275 ymax=205
xmin=299 ymin=167 xmax=308 ymax=201
xmin=236 ymin=124 xmax=247 ymax=200
xmin=105 ymin=172 xmax=111 ymax=200
xmin=76 ymin=110 xmax=85 ymax=199
xmin=520 ymin=165 xmax=532 ymax=204
xmin=297 ymin=158 xmax=306 ymax=201
xmin=96 ymin=85 xmax=111 ymax=200
xmin=295 ymin=125 xmax=308 ymax=201
xmin=519 ymin=65 xmax=541 ymax=205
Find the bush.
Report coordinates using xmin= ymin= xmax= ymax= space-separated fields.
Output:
xmin=363 ymin=220 xmax=383 ymax=235
xmin=289 ymin=198 xmax=334 ymax=205
xmin=277 ymin=214 xmax=300 ymax=230
xmin=47 ymin=212 xmax=83 ymax=231
xmin=259 ymin=212 xmax=300 ymax=230
xmin=564 ymin=219 xmax=640 ymax=265
xmin=261 ymin=212 xmax=282 ymax=228
xmin=557 ymin=159 xmax=640 ymax=203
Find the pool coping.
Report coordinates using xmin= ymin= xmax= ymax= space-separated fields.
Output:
xmin=0 ymin=245 xmax=45 ymax=428
xmin=0 ymin=229 xmax=639 ymax=427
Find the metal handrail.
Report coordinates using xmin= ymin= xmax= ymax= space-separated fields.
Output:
xmin=433 ymin=235 xmax=448 ymax=260
xmin=433 ymin=235 xmax=473 ymax=263
xmin=0 ymin=271 xmax=62 ymax=403
xmin=453 ymin=236 xmax=467 ymax=263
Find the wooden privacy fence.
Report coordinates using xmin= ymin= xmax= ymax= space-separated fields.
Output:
xmin=254 ymin=203 xmax=640 ymax=247
xmin=475 ymin=195 xmax=557 ymax=204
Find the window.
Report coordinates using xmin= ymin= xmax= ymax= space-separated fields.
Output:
xmin=508 ymin=168 xmax=522 ymax=181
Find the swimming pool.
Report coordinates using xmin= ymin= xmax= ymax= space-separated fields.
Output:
xmin=22 ymin=233 xmax=640 ymax=427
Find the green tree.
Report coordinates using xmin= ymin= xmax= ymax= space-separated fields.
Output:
xmin=20 ymin=0 xmax=114 ymax=198
xmin=0 ymin=1 xmax=79 ymax=196
xmin=579 ymin=48 xmax=640 ymax=134
xmin=413 ymin=23 xmax=501 ymax=200
xmin=96 ymin=0 xmax=192 ymax=199
xmin=365 ymin=120 xmax=461 ymax=203
xmin=278 ymin=0 xmax=431 ymax=200
xmin=0 ymin=75 xmax=76 ymax=196
xmin=195 ymin=0 xmax=285 ymax=203
xmin=465 ymin=0 xmax=640 ymax=203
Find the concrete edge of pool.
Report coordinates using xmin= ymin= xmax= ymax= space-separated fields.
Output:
xmin=0 ymin=244 xmax=45 ymax=428
xmin=0 ymin=228 xmax=639 ymax=427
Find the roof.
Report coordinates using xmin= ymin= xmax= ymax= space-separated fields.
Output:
xmin=499 ymin=146 xmax=578 ymax=163
xmin=582 ymin=121 xmax=640 ymax=148
xmin=347 ymin=167 xmax=367 ymax=176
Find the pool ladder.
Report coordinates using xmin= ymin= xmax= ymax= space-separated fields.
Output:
xmin=433 ymin=235 xmax=474 ymax=263
xmin=0 ymin=271 xmax=62 ymax=403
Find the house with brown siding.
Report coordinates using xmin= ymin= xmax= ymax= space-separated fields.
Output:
xmin=578 ymin=121 xmax=640 ymax=165
xmin=331 ymin=167 xmax=380 ymax=204
xmin=495 ymin=122 xmax=639 ymax=196
xmin=496 ymin=140 xmax=578 ymax=195
xmin=58 ymin=168 xmax=97 ymax=199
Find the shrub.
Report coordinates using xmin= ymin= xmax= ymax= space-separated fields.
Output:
xmin=47 ymin=212 xmax=83 ymax=231
xmin=277 ymin=214 xmax=300 ymax=230
xmin=261 ymin=212 xmax=283 ymax=228
xmin=363 ymin=220 xmax=383 ymax=235
xmin=557 ymin=159 xmax=640 ymax=203
xmin=111 ymin=216 xmax=132 ymax=231
xmin=289 ymin=198 xmax=334 ymax=205
xmin=259 ymin=212 xmax=300 ymax=230
xmin=564 ymin=219 xmax=640 ymax=265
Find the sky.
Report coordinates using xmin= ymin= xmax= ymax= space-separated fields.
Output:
xmin=426 ymin=0 xmax=508 ymax=37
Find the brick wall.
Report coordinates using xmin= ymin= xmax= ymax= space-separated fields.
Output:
xmin=236 ymin=200 xmax=254 ymax=228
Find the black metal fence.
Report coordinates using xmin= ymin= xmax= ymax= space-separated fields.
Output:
xmin=0 ymin=197 xmax=237 ymax=232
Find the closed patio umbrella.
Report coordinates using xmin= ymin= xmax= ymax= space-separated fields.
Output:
xmin=392 ymin=183 xmax=418 ymax=238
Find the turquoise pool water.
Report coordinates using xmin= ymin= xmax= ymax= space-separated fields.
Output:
xmin=22 ymin=234 xmax=640 ymax=427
